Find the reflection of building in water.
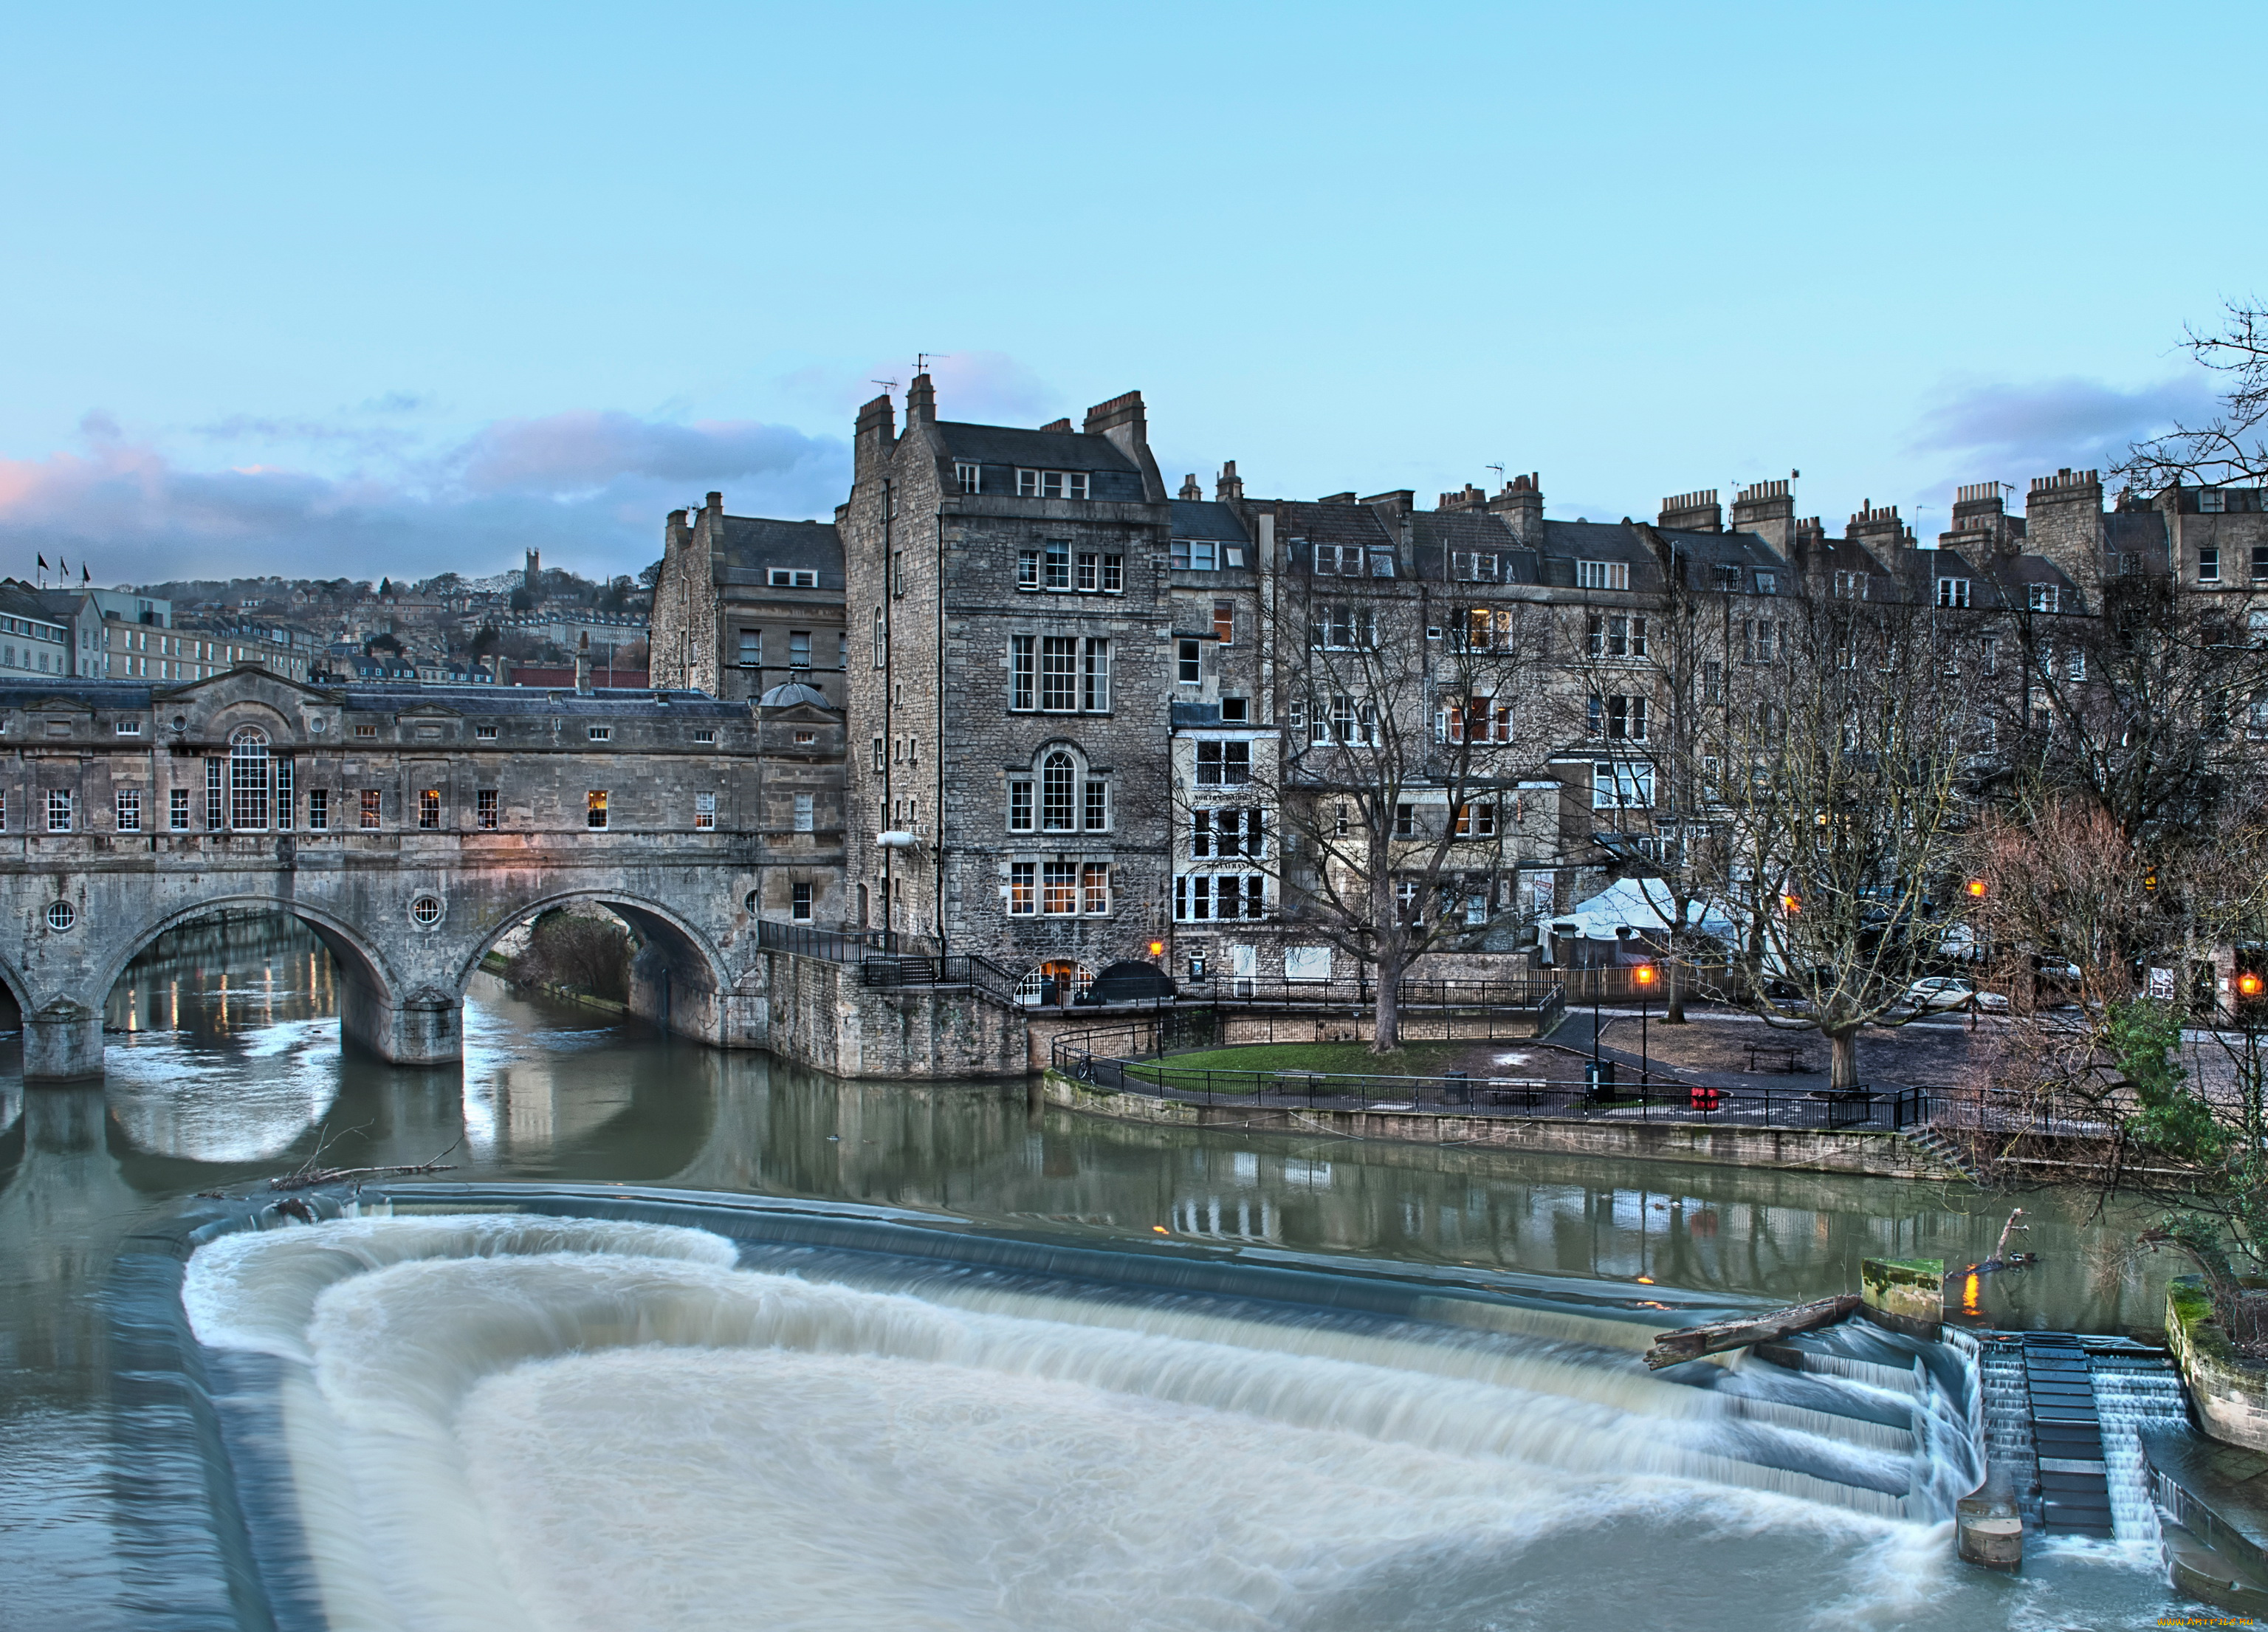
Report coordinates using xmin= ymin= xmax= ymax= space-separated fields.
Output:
xmin=505 ymin=1069 xmax=557 ymax=1148
xmin=106 ymin=910 xmax=337 ymax=1037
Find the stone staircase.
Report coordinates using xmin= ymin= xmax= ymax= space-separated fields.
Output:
xmin=1900 ymin=1124 xmax=1984 ymax=1183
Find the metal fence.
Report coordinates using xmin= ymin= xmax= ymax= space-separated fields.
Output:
xmin=1049 ymin=1023 xmax=1931 ymax=1133
xmin=757 ymin=920 xmax=929 ymax=961
xmin=858 ymin=952 xmax=1025 ymax=1006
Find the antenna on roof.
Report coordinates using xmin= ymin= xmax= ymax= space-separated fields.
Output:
xmin=871 ymin=379 xmax=900 ymax=395
xmin=1485 ymin=463 xmax=1505 ymax=481
xmin=915 ymin=352 xmax=948 ymax=375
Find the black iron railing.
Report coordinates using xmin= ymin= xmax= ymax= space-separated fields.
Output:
xmin=1048 ymin=1025 xmax=1937 ymax=1132
xmin=757 ymin=921 xmax=927 ymax=961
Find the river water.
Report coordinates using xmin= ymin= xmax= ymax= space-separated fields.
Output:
xmin=1 ymin=915 xmax=2192 ymax=1628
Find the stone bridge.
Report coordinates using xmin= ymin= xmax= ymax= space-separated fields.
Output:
xmin=0 ymin=670 xmax=873 ymax=1081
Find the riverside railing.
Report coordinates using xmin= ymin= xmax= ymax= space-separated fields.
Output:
xmin=1048 ymin=1024 xmax=1935 ymax=1132
xmin=757 ymin=921 xmax=929 ymax=961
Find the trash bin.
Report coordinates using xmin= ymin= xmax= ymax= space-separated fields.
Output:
xmin=1442 ymin=1069 xmax=1470 ymax=1105
xmin=1585 ymin=1060 xmax=1616 ymax=1102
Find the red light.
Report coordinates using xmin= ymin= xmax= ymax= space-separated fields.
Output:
xmin=1634 ymin=965 xmax=1657 ymax=986
xmin=1781 ymin=894 xmax=1801 ymax=914
xmin=2240 ymin=973 xmax=2265 ymax=999
xmin=1148 ymin=941 xmax=1166 ymax=958
xmin=1966 ymin=879 xmax=1988 ymax=898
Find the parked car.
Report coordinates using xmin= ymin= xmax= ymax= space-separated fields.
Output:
xmin=1904 ymin=976 xmax=2008 ymax=1012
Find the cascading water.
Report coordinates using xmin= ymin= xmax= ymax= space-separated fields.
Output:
xmin=152 ymin=1194 xmax=2191 ymax=1632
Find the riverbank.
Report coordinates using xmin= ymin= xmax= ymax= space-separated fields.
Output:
xmin=1040 ymin=1069 xmax=1970 ymax=1179
xmin=478 ymin=950 xmax=630 ymax=1018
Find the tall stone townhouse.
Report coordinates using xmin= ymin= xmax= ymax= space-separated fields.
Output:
xmin=651 ymin=374 xmax=2260 ymax=997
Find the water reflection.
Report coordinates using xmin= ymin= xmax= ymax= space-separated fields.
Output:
xmin=0 ymin=910 xmax=2185 ymax=1631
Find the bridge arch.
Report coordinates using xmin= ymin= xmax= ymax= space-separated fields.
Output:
xmin=461 ymin=889 xmax=734 ymax=1042
xmin=97 ymin=895 xmax=416 ymax=1063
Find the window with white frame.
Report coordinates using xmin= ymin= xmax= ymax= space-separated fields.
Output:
xmin=1456 ymin=607 xmax=1517 ymax=651
xmin=1577 ymin=560 xmax=1629 ymax=590
xmin=1041 ymin=752 xmax=1076 ymax=830
xmin=1014 ymin=470 xmax=1090 ymax=499
xmin=1177 ymin=638 xmax=1202 ymax=684
xmin=2201 ymin=487 xmax=2227 ymax=512
xmin=1743 ymin=620 xmax=1779 ymax=662
xmin=1195 ymin=741 xmax=1251 ymax=785
xmin=1833 ymin=569 xmax=1869 ymax=600
xmin=1367 ymin=548 xmax=1396 ymax=577
xmin=116 ymin=789 xmax=141 ymax=832
xmin=1453 ymin=802 xmax=1496 ymax=838
xmin=47 ymin=789 xmax=72 ymax=832
xmin=767 ymin=568 xmax=819 ymax=587
xmin=1310 ymin=604 xmax=1378 ymax=648
xmin=1591 ymin=761 xmax=1655 ymax=809
xmin=1172 ymin=539 xmax=1217 ymax=571
xmin=791 ymin=881 xmax=814 ymax=919
xmin=2200 ymin=546 xmax=2221 ymax=583
xmin=1585 ymin=612 xmax=1647 ymax=658
xmin=1311 ymin=542 xmax=1367 ymax=575
xmin=1441 ymin=697 xmax=1511 ymax=743
xmin=1753 ymin=571 xmax=1777 ymax=594
xmin=1174 ymin=873 xmax=1266 ymax=921
xmin=1452 ymin=551 xmax=1499 ymax=582
xmin=2028 ymin=583 xmax=2059 ymax=613
xmin=694 ymin=792 xmax=716 ymax=831
xmin=1008 ymin=778 xmax=1033 ymax=832
xmin=1937 ymin=577 xmax=1970 ymax=608
xmin=1191 ymin=806 xmax=1266 ymax=858
xmin=1084 ymin=779 xmax=1109 ymax=831
xmin=955 ymin=462 xmax=980 ymax=493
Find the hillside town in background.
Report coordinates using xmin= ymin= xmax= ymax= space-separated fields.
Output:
xmin=0 ymin=551 xmax=653 ymax=690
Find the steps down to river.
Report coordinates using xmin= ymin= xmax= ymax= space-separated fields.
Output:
xmin=1964 ymin=1330 xmax=2187 ymax=1541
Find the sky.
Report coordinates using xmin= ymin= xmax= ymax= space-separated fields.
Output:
xmin=1 ymin=1 xmax=2262 ymax=589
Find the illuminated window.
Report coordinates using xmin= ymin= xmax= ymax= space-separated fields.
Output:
xmin=419 ymin=789 xmax=441 ymax=829
xmin=587 ymin=790 xmax=609 ymax=829
xmin=476 ymin=789 xmax=498 ymax=830
xmin=695 ymin=792 xmax=716 ymax=831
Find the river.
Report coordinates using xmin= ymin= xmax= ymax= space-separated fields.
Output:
xmin=1 ymin=913 xmax=2190 ymax=1628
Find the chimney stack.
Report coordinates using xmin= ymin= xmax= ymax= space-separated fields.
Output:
xmin=1179 ymin=473 xmax=1203 ymax=501
xmin=1730 ymin=480 xmax=1796 ymax=551
xmin=574 ymin=632 xmax=591 ymax=696
xmin=1215 ymin=460 xmax=1244 ymax=502
xmin=1487 ymin=472 xmax=1544 ymax=546
xmin=1657 ymin=489 xmax=1723 ymax=534
xmin=904 ymin=372 xmax=936 ymax=425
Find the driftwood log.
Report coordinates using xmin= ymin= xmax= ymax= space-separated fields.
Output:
xmin=1643 ymin=1294 xmax=1861 ymax=1369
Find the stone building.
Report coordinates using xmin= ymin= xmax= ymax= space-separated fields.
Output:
xmin=646 ymin=380 xmax=2256 ymax=998
xmin=836 ymin=377 xmax=1175 ymax=995
xmin=650 ymin=492 xmax=848 ymax=707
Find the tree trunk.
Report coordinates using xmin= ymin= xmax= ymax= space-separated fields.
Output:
xmin=1664 ymin=960 xmax=1688 ymax=1024
xmin=1829 ymin=1027 xmax=1861 ymax=1090
xmin=1372 ymin=950 xmax=1403 ymax=1053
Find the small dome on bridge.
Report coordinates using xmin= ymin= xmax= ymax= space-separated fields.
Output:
xmin=755 ymin=682 xmax=836 ymax=710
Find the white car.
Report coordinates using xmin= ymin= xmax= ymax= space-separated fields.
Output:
xmin=1905 ymin=976 xmax=2008 ymax=1013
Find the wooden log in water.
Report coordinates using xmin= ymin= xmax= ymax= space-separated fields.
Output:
xmin=1643 ymin=1294 xmax=1863 ymax=1369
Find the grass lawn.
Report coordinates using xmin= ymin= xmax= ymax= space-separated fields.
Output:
xmin=1121 ymin=1040 xmax=1471 ymax=1088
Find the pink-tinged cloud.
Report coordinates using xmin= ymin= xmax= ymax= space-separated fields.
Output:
xmin=0 ymin=411 xmax=849 ymax=586
xmin=1906 ymin=375 xmax=2214 ymax=481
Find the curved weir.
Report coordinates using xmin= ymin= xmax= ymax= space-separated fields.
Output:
xmin=113 ymin=1182 xmax=2152 ymax=1632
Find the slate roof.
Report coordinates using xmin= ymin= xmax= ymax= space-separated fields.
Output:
xmin=933 ymin=422 xmax=1139 ymax=473
xmin=1273 ymin=501 xmax=1395 ymax=550
xmin=1169 ymin=500 xmax=1248 ymax=542
xmin=755 ymin=681 xmax=837 ymax=710
xmin=716 ymin=517 xmax=844 ymax=584
xmin=1410 ymin=511 xmax=1542 ymax=585
xmin=2106 ymin=510 xmax=2171 ymax=568
xmin=0 ymin=674 xmax=752 ymax=720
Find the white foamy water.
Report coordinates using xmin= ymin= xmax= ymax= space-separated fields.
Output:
xmin=179 ymin=1213 xmax=2161 ymax=1632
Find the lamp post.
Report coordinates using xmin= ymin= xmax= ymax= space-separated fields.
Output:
xmin=1635 ymin=963 xmax=1657 ymax=1087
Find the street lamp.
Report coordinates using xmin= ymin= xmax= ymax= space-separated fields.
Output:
xmin=1634 ymin=963 xmax=1657 ymax=1088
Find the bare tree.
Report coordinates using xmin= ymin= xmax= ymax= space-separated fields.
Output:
xmin=2119 ymin=298 xmax=2268 ymax=491
xmin=1237 ymin=566 xmax=1556 ymax=1052
xmin=1713 ymin=583 xmax=1990 ymax=1088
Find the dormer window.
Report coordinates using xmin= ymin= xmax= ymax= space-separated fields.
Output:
xmin=955 ymin=462 xmax=980 ymax=493
xmin=1015 ymin=470 xmax=1090 ymax=499
xmin=1452 ymin=552 xmax=1499 ymax=582
xmin=767 ymin=568 xmax=819 ymax=588
xmin=2027 ymin=584 xmax=2060 ymax=613
xmin=1577 ymin=560 xmax=1629 ymax=591
xmin=2201 ymin=487 xmax=2227 ymax=513
xmin=1937 ymin=577 xmax=1971 ymax=608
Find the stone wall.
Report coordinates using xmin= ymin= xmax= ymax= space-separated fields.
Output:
xmin=1040 ymin=1072 xmax=1962 ymax=1179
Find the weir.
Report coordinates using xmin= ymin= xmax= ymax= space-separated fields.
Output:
xmin=117 ymin=1184 xmax=2032 ymax=1631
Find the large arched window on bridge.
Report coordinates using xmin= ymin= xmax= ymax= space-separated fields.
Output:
xmin=229 ymin=726 xmax=271 ymax=830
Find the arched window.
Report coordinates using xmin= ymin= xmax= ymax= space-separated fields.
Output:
xmin=228 ymin=725 xmax=270 ymax=830
xmin=1041 ymin=751 xmax=1074 ymax=831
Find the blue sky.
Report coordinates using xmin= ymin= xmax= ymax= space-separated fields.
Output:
xmin=1 ymin=1 xmax=2260 ymax=586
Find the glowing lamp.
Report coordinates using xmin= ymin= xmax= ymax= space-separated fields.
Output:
xmin=2240 ymin=972 xmax=2265 ymax=1000
xmin=1966 ymin=879 xmax=1988 ymax=899
xmin=1780 ymin=894 xmax=1801 ymax=914
xmin=1634 ymin=964 xmax=1657 ymax=987
xmin=1148 ymin=941 xmax=1166 ymax=958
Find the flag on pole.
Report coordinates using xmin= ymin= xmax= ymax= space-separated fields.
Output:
xmin=81 ymin=565 xmax=90 ymax=583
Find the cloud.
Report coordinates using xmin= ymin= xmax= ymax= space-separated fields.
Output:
xmin=0 ymin=410 xmax=849 ymax=587
xmin=1906 ymin=374 xmax=2216 ymax=478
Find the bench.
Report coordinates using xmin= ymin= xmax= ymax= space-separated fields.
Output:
xmin=1479 ymin=1077 xmax=1551 ymax=1108
xmin=1745 ymin=1042 xmax=1810 ymax=1074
